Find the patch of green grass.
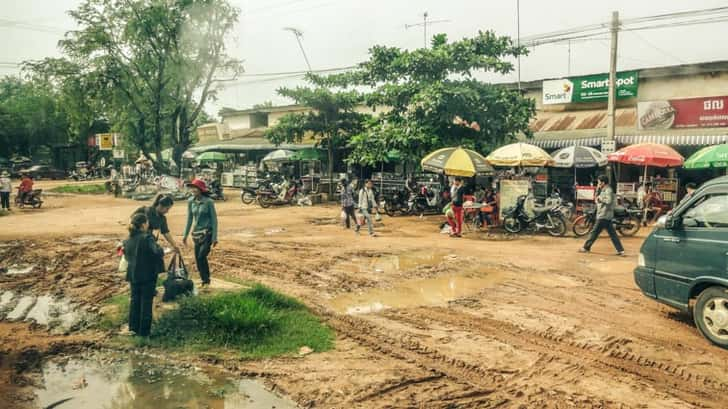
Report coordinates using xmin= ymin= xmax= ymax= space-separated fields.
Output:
xmin=97 ymin=293 xmax=130 ymax=330
xmin=148 ymin=285 xmax=334 ymax=358
xmin=50 ymin=183 xmax=107 ymax=194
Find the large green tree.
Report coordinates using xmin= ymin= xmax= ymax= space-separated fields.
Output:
xmin=324 ymin=32 xmax=536 ymax=165
xmin=265 ymin=80 xmax=370 ymax=196
xmin=43 ymin=0 xmax=243 ymax=172
xmin=0 ymin=76 xmax=71 ymax=159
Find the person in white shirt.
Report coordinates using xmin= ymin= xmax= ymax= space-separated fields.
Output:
xmin=0 ymin=171 xmax=11 ymax=211
xmin=356 ymin=179 xmax=379 ymax=236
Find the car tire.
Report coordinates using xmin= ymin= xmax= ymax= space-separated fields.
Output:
xmin=694 ymin=286 xmax=728 ymax=349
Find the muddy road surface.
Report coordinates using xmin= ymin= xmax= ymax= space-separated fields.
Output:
xmin=1 ymin=184 xmax=728 ymax=408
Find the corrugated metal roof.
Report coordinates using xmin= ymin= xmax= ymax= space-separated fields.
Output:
xmin=529 ymin=108 xmax=636 ymax=133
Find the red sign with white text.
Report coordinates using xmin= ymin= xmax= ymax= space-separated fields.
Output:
xmin=638 ymin=96 xmax=728 ymax=130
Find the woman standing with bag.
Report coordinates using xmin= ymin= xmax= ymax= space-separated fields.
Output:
xmin=124 ymin=213 xmax=164 ymax=337
xmin=182 ymin=179 xmax=218 ymax=287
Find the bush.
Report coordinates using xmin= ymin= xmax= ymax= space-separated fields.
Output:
xmin=149 ymin=285 xmax=333 ymax=358
xmin=50 ymin=184 xmax=107 ymax=194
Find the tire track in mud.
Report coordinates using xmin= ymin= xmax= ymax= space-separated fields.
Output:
xmin=318 ymin=310 xmax=626 ymax=408
xmin=384 ymin=307 xmax=726 ymax=407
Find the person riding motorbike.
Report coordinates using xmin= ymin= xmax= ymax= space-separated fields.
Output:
xmin=18 ymin=174 xmax=33 ymax=204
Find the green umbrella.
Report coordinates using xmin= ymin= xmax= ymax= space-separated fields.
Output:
xmin=684 ymin=144 xmax=728 ymax=169
xmin=196 ymin=151 xmax=227 ymax=162
xmin=292 ymin=148 xmax=322 ymax=161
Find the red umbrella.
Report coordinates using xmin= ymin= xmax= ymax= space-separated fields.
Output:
xmin=607 ymin=143 xmax=684 ymax=167
xmin=608 ymin=143 xmax=684 ymax=223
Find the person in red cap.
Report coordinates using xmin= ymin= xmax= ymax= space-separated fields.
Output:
xmin=182 ymin=178 xmax=218 ymax=287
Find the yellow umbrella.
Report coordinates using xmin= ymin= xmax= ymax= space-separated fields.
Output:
xmin=420 ymin=147 xmax=493 ymax=177
xmin=486 ymin=142 xmax=554 ymax=167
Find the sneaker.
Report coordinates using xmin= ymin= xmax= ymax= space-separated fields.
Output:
xmin=369 ymin=233 xmax=377 ymax=237
xmin=578 ymin=248 xmax=589 ymax=253
xmin=616 ymin=251 xmax=625 ymax=257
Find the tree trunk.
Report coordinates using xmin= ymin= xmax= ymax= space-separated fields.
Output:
xmin=327 ymin=140 xmax=334 ymax=200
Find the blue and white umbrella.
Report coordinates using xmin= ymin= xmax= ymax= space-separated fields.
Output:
xmin=551 ymin=146 xmax=608 ymax=168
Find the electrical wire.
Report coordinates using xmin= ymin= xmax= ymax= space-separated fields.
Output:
xmin=628 ymin=31 xmax=687 ymax=64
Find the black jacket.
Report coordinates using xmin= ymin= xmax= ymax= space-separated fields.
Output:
xmin=124 ymin=232 xmax=164 ymax=284
xmin=452 ymin=185 xmax=465 ymax=206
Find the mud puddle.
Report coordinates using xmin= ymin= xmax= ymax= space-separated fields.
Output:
xmin=336 ymin=251 xmax=449 ymax=274
xmin=328 ymin=269 xmax=509 ymax=314
xmin=34 ymin=352 xmax=297 ymax=409
xmin=0 ymin=292 xmax=88 ymax=332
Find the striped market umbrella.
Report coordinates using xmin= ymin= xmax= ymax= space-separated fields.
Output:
xmin=262 ymin=149 xmax=295 ymax=162
xmin=684 ymin=144 xmax=728 ymax=169
xmin=551 ymin=146 xmax=608 ymax=168
xmin=420 ymin=147 xmax=493 ymax=177
xmin=486 ymin=143 xmax=554 ymax=167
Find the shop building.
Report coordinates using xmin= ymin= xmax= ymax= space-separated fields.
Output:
xmin=515 ymin=60 xmax=728 ymax=203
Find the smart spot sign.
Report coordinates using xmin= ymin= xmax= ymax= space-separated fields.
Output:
xmin=543 ymin=71 xmax=638 ymax=105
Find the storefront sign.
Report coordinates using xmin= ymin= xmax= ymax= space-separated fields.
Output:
xmin=97 ymin=133 xmax=114 ymax=151
xmin=499 ymin=179 xmax=531 ymax=219
xmin=543 ymin=71 xmax=639 ymax=105
xmin=638 ymin=96 xmax=728 ymax=130
xmin=601 ymin=139 xmax=616 ymax=154
xmin=112 ymin=149 xmax=125 ymax=159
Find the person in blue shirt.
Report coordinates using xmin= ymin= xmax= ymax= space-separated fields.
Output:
xmin=183 ymin=179 xmax=218 ymax=287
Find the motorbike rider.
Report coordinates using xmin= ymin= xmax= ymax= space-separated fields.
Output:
xmin=579 ymin=175 xmax=625 ymax=256
xmin=18 ymin=174 xmax=33 ymax=204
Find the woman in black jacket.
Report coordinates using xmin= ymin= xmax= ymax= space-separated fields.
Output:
xmin=123 ymin=213 xmax=164 ymax=336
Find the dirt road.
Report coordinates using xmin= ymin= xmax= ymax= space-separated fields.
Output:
xmin=2 ymin=184 xmax=728 ymax=408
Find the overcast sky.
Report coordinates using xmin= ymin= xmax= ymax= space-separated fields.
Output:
xmin=3 ymin=0 xmax=728 ymax=118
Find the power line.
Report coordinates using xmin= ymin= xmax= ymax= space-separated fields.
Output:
xmin=628 ymin=31 xmax=687 ymax=64
xmin=0 ymin=18 xmax=67 ymax=35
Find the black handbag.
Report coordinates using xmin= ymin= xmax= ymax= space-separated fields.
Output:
xmin=162 ymin=254 xmax=194 ymax=302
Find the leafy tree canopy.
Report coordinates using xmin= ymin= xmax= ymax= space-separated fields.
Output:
xmin=320 ymin=32 xmax=536 ymax=165
xmin=265 ymin=79 xmax=370 ymax=195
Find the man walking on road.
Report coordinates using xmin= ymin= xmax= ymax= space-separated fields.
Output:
xmin=0 ymin=171 xmax=11 ymax=211
xmin=340 ymin=178 xmax=356 ymax=229
xmin=356 ymin=179 xmax=378 ymax=237
xmin=580 ymin=175 xmax=625 ymax=256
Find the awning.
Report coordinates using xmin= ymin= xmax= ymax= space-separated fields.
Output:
xmin=529 ymin=137 xmax=603 ymax=149
xmin=616 ymin=134 xmax=728 ymax=146
xmin=189 ymin=137 xmax=313 ymax=153
xmin=530 ymin=134 xmax=728 ymax=150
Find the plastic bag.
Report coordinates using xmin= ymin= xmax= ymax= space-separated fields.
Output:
xmin=117 ymin=255 xmax=128 ymax=274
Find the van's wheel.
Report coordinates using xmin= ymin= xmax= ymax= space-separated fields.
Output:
xmin=694 ymin=286 xmax=728 ymax=349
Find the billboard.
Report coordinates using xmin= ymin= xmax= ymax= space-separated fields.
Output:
xmin=638 ymin=96 xmax=728 ymax=130
xmin=543 ymin=71 xmax=639 ymax=105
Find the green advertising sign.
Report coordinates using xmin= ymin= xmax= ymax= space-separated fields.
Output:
xmin=542 ymin=70 xmax=639 ymax=105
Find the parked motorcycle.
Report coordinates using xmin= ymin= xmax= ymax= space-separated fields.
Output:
xmin=383 ymin=188 xmax=411 ymax=217
xmin=503 ymin=195 xmax=567 ymax=236
xmin=15 ymin=189 xmax=43 ymax=209
xmin=240 ymin=186 xmax=257 ymax=205
xmin=257 ymin=178 xmax=302 ymax=208
xmin=572 ymin=205 xmax=641 ymax=237
xmin=408 ymin=184 xmax=445 ymax=215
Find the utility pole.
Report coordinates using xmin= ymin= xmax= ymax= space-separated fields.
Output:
xmin=405 ymin=12 xmax=450 ymax=49
xmin=567 ymin=39 xmax=571 ymax=75
xmin=606 ymin=11 xmax=620 ymax=185
xmin=517 ymin=0 xmax=521 ymax=91
xmin=283 ymin=27 xmax=312 ymax=72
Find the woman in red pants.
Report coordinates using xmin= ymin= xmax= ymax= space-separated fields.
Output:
xmin=449 ymin=177 xmax=465 ymax=237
